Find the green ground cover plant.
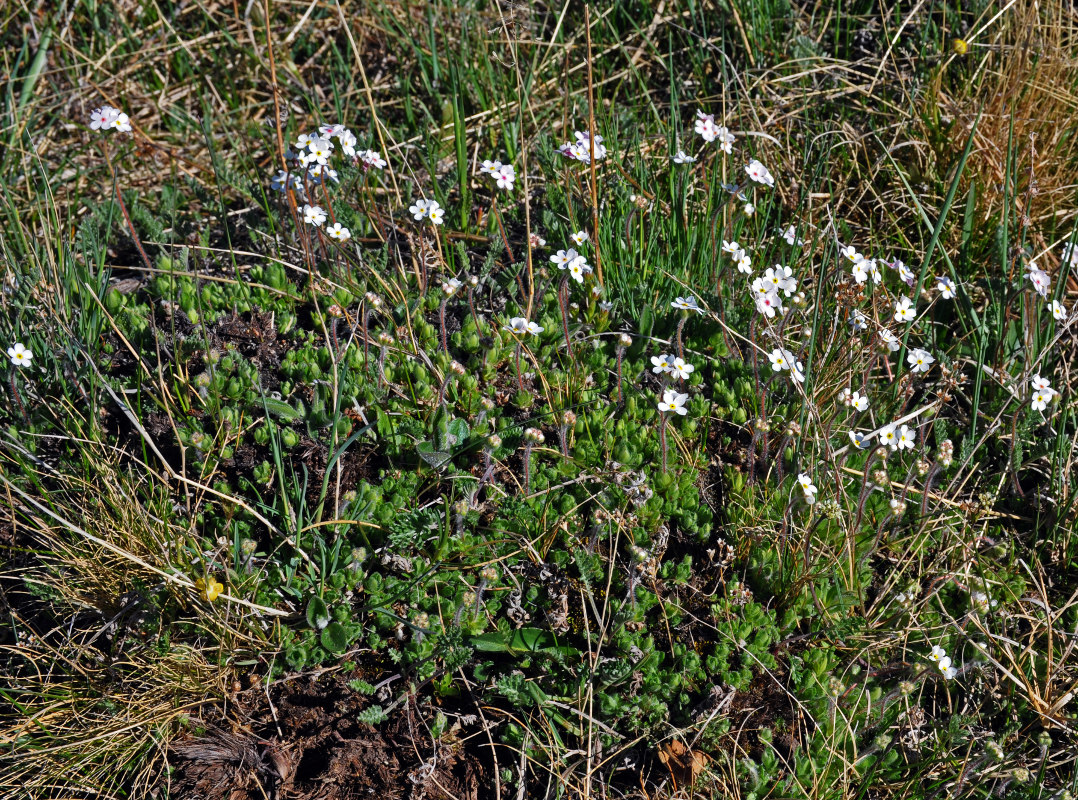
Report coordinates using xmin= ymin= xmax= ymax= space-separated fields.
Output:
xmin=1 ymin=1 xmax=1077 ymax=798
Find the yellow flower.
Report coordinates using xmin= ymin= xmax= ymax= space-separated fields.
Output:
xmin=195 ymin=577 xmax=224 ymax=602
xmin=952 ymin=38 xmax=968 ymax=55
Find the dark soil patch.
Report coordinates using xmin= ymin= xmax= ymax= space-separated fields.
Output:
xmin=168 ymin=673 xmax=489 ymax=800
xmin=716 ymin=660 xmax=813 ymax=762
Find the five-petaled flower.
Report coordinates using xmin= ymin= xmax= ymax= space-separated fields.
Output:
xmin=797 ymin=473 xmax=818 ymax=504
xmin=657 ymin=389 xmax=689 ymax=415
xmin=326 ymin=222 xmax=351 ymax=242
xmin=303 ymin=204 xmax=327 ymax=227
xmin=504 ymin=317 xmax=543 ymax=336
xmin=89 ymin=105 xmax=132 ymax=133
xmin=745 ymin=159 xmax=775 ymax=187
xmin=669 ymin=357 xmax=694 ymax=381
xmin=7 ymin=343 xmax=32 ymax=368
xmin=768 ymin=348 xmax=795 ymax=372
xmin=651 ymin=354 xmax=674 ymax=374
xmin=671 ymin=150 xmax=696 ymax=164
xmin=1051 ymin=300 xmax=1068 ymax=321
xmin=936 ymin=276 xmax=957 ymax=299
xmin=894 ymin=296 xmax=916 ymax=323
xmin=671 ymin=296 xmax=704 ymax=314
xmin=907 ymin=348 xmax=935 ymax=374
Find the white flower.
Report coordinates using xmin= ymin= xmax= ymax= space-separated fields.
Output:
xmin=567 ymin=260 xmax=588 ymax=283
xmin=745 ymin=159 xmax=775 ymax=187
xmin=894 ymin=296 xmax=916 ymax=323
xmin=651 ymin=354 xmax=674 ymax=374
xmin=782 ymin=225 xmax=803 ymax=246
xmin=716 ymin=127 xmax=735 ymax=154
xmin=1031 ymin=390 xmax=1055 ymax=412
xmin=797 ymin=473 xmax=818 ymax=504
xmin=428 ymin=205 xmax=445 ymax=226
xmin=1051 ymin=300 xmax=1068 ymax=321
xmin=850 ymin=391 xmax=869 ymax=412
xmin=1028 ymin=268 xmax=1051 ymax=298
xmin=754 ymin=291 xmax=783 ymax=318
xmin=360 ymin=149 xmax=387 ymax=170
xmin=672 ymin=150 xmax=696 ymax=164
xmin=841 ymin=245 xmax=862 ymax=263
xmin=1031 ymin=374 xmax=1053 ymax=392
xmin=270 ymin=169 xmax=302 ymax=194
xmin=657 ymin=389 xmax=689 ymax=415
xmin=850 ymin=310 xmax=869 ymax=331
xmin=768 ymin=348 xmax=795 ymax=372
xmin=768 ymin=265 xmax=797 ymax=296
xmin=306 ymin=137 xmax=333 ymax=165
xmin=1062 ymin=241 xmax=1078 ymax=268
xmin=480 ymin=159 xmax=502 ymax=176
xmin=694 ymin=110 xmax=718 ymax=142
xmin=671 ymin=296 xmax=704 ymax=314
xmin=896 ymin=424 xmax=916 ymax=451
xmin=722 ymin=240 xmax=741 ymax=255
xmin=670 ymin=357 xmax=695 ymax=381
xmin=866 ymin=260 xmax=882 ymax=283
xmin=743 ymin=202 xmax=755 ymax=216
xmin=336 ymin=129 xmax=357 ymax=157
xmin=302 ymin=204 xmax=327 ymax=227
xmin=907 ymin=348 xmax=935 ymax=374
xmin=735 ymin=252 xmax=753 ymax=275
xmin=791 ymin=361 xmax=806 ymax=383
xmin=851 ymin=260 xmax=870 ymax=285
xmin=936 ymin=276 xmax=957 ymax=299
xmin=443 ymin=277 xmax=462 ymax=296
xmin=309 ymin=165 xmax=339 ymax=185
xmin=879 ymin=424 xmax=898 ymax=450
xmin=295 ymin=132 xmax=316 ymax=150
xmin=943 ymin=665 xmax=958 ymax=679
xmin=326 ymin=222 xmax=351 ymax=242
xmin=570 ymin=230 xmax=590 ymax=246
xmin=971 ymin=591 xmax=993 ymax=613
xmin=550 ymin=249 xmax=580 ymax=268
xmin=504 ymin=317 xmax=542 ymax=336
xmin=879 ymin=328 xmax=901 ymax=352
xmin=409 ymin=198 xmax=436 ymax=220
xmin=319 ymin=123 xmax=346 ymax=138
xmin=897 ymin=261 xmax=915 ymax=284
xmin=89 ymin=105 xmax=131 ymax=132
xmin=494 ymin=164 xmax=516 ymax=190
xmin=929 ymin=645 xmax=947 ymax=662
xmin=7 ymin=342 xmax=32 ymax=367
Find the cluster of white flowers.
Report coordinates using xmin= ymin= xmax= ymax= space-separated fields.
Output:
xmin=768 ymin=347 xmax=805 ymax=383
xmin=1030 ymin=374 xmax=1058 ymax=412
xmin=694 ymin=110 xmax=735 ymax=153
xmin=480 ymin=159 xmax=516 ymax=190
xmin=409 ymin=198 xmax=445 ymax=226
xmin=558 ymin=130 xmax=607 ymax=163
xmin=928 ymin=645 xmax=959 ymax=680
xmin=89 ymin=105 xmax=132 ymax=133
xmin=550 ymin=247 xmax=592 ymax=284
xmin=503 ymin=317 xmax=542 ymax=336
xmin=651 ymin=354 xmax=694 ymax=381
xmin=879 ymin=422 xmax=917 ymax=451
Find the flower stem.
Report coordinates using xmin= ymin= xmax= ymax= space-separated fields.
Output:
xmin=439 ymin=296 xmax=449 ymax=354
xmin=9 ymin=372 xmax=28 ymax=424
xmin=558 ymin=276 xmax=572 ymax=354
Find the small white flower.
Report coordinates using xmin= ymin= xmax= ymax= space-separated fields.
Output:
xmin=1028 ymin=268 xmax=1051 ymax=298
xmin=907 ymin=348 xmax=935 ymax=374
xmin=550 ymin=249 xmax=580 ymax=268
xmin=567 ymin=260 xmax=588 ymax=283
xmin=325 ymin=222 xmax=351 ymax=242
xmin=894 ymin=296 xmax=916 ymax=323
xmin=671 ymin=296 xmax=704 ymax=314
xmin=897 ymin=261 xmax=915 ymax=284
xmin=768 ymin=348 xmax=795 ymax=372
xmin=936 ymin=276 xmax=957 ymax=299
xmin=670 ymin=357 xmax=695 ymax=381
xmin=850 ymin=310 xmax=869 ymax=331
xmin=570 ymin=230 xmax=590 ymax=246
xmin=428 ymin=205 xmax=446 ymax=226
xmin=943 ymin=665 xmax=958 ymax=679
xmin=879 ymin=424 xmax=898 ymax=450
xmin=743 ymin=202 xmax=755 ymax=216
xmin=879 ymin=328 xmax=901 ymax=352
xmin=841 ymin=245 xmax=861 ymax=263
xmin=671 ymin=150 xmax=696 ymax=164
xmin=302 ymin=204 xmax=327 ymax=227
xmin=782 ymin=225 xmax=803 ymax=246
xmin=306 ymin=137 xmax=333 ymax=165
xmin=657 ymin=389 xmax=689 ymax=415
xmin=651 ymin=354 xmax=674 ymax=374
xmin=318 ymin=123 xmax=346 ymax=138
xmin=336 ymin=129 xmax=357 ymax=157
xmin=443 ymin=277 xmax=462 ymax=296
xmin=1051 ymin=300 xmax=1068 ymax=321
xmin=852 ymin=260 xmax=870 ymax=285
xmin=791 ymin=361 xmax=806 ymax=383
xmin=797 ymin=473 xmax=818 ymax=504
xmin=723 ymin=240 xmax=741 ymax=255
xmin=929 ymin=645 xmax=947 ymax=662
xmin=1031 ymin=390 xmax=1054 ymax=412
xmin=694 ymin=110 xmax=718 ymax=142
xmin=1031 ymin=374 xmax=1053 ymax=392
xmin=896 ymin=424 xmax=916 ymax=451
xmin=494 ymin=165 xmax=516 ymax=190
xmin=359 ymin=149 xmax=387 ymax=170
xmin=716 ymin=127 xmax=735 ymax=154
xmin=479 ymin=159 xmax=502 ymax=176
xmin=745 ymin=159 xmax=775 ymax=187
xmin=1062 ymin=241 xmax=1078 ymax=268
xmin=7 ymin=342 xmax=32 ymax=367
xmin=754 ymin=291 xmax=783 ymax=318
xmin=736 ymin=252 xmax=753 ymax=274
xmin=89 ymin=105 xmax=131 ymax=132
xmin=504 ymin=317 xmax=542 ymax=336
xmin=850 ymin=391 xmax=869 ymax=412
xmin=409 ymin=198 xmax=435 ymax=220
